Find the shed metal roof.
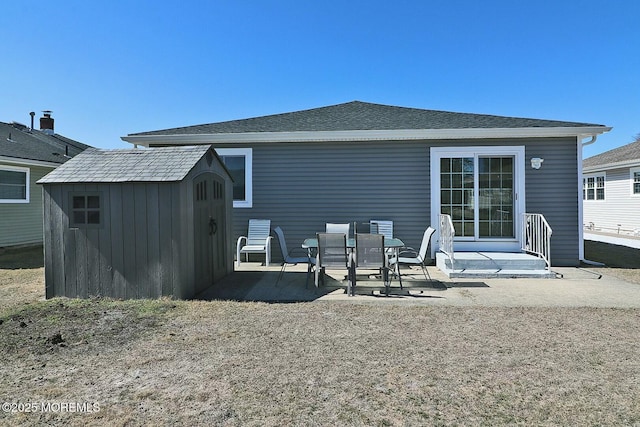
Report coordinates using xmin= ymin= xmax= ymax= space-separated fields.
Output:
xmin=38 ymin=145 xmax=212 ymax=184
xmin=129 ymin=101 xmax=606 ymax=136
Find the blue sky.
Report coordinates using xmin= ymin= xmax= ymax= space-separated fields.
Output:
xmin=2 ymin=1 xmax=638 ymax=158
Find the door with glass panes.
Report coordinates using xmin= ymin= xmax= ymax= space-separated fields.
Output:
xmin=431 ymin=147 xmax=525 ymax=252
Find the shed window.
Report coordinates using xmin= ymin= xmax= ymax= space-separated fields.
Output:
xmin=0 ymin=166 xmax=29 ymax=203
xmin=216 ymin=148 xmax=252 ymax=208
xmin=583 ymin=174 xmax=605 ymax=200
xmin=71 ymin=194 xmax=101 ymax=227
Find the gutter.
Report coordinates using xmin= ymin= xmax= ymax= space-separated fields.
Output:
xmin=0 ymin=155 xmax=63 ymax=168
xmin=122 ymin=126 xmax=613 ymax=147
xmin=577 ymin=131 xmax=611 ymax=263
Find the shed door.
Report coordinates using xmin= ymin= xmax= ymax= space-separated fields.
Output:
xmin=194 ymin=173 xmax=227 ymax=288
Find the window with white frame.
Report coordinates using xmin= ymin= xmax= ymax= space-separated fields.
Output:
xmin=0 ymin=166 xmax=29 ymax=203
xmin=632 ymin=167 xmax=640 ymax=195
xmin=215 ymin=148 xmax=252 ymax=208
xmin=583 ymin=173 xmax=605 ymax=200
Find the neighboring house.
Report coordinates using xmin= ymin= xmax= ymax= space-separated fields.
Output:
xmin=583 ymin=140 xmax=640 ymax=235
xmin=123 ymin=101 xmax=611 ymax=266
xmin=38 ymin=146 xmax=234 ymax=299
xmin=0 ymin=113 xmax=90 ymax=248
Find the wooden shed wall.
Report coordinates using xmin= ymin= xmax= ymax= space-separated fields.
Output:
xmin=43 ymin=181 xmax=184 ymax=299
xmin=42 ymin=154 xmax=233 ymax=299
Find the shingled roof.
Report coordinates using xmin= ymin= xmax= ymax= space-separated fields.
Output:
xmin=583 ymin=140 xmax=640 ymax=169
xmin=38 ymin=145 xmax=212 ymax=184
xmin=129 ymin=101 xmax=606 ymax=136
xmin=0 ymin=121 xmax=90 ymax=165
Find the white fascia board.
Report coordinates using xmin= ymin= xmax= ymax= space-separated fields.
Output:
xmin=122 ymin=126 xmax=612 ymax=147
xmin=0 ymin=156 xmax=61 ymax=168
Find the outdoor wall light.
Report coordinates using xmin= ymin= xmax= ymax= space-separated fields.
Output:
xmin=531 ymin=158 xmax=544 ymax=169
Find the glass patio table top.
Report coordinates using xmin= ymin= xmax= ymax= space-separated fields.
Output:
xmin=302 ymin=237 xmax=404 ymax=249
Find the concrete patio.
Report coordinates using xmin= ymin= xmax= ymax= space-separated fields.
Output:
xmin=197 ymin=262 xmax=640 ymax=308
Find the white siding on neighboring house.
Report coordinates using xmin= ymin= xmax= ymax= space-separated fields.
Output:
xmin=584 ymin=166 xmax=640 ymax=233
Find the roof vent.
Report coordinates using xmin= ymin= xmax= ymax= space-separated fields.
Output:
xmin=40 ymin=110 xmax=54 ymax=135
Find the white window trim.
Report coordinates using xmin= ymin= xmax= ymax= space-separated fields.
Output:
xmin=583 ymin=172 xmax=606 ymax=201
xmin=0 ymin=165 xmax=30 ymax=204
xmin=631 ymin=167 xmax=640 ymax=197
xmin=430 ymin=146 xmax=526 ymax=253
xmin=215 ymin=148 xmax=252 ymax=208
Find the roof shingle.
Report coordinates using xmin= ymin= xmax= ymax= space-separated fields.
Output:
xmin=129 ymin=101 xmax=606 ymax=136
xmin=583 ymin=140 xmax=640 ymax=168
xmin=38 ymin=145 xmax=211 ymax=184
xmin=0 ymin=121 xmax=90 ymax=164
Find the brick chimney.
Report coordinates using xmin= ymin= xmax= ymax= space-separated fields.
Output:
xmin=40 ymin=111 xmax=54 ymax=134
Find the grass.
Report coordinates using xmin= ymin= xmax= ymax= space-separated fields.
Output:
xmin=0 ymin=244 xmax=639 ymax=426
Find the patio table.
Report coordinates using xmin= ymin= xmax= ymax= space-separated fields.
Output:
xmin=302 ymin=237 xmax=406 ymax=288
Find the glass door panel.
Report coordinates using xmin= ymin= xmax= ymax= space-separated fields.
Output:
xmin=440 ymin=155 xmax=515 ymax=240
xmin=440 ymin=157 xmax=474 ymax=237
xmin=478 ymin=156 xmax=514 ymax=238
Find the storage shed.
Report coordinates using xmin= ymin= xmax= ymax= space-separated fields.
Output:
xmin=37 ymin=145 xmax=234 ymax=299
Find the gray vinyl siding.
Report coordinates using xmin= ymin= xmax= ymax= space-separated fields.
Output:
xmin=584 ymin=167 xmax=640 ymax=233
xmin=0 ymin=164 xmax=53 ymax=247
xmin=525 ymin=137 xmax=580 ymax=266
xmin=227 ymin=141 xmax=431 ymax=262
xmin=222 ymin=136 xmax=581 ymax=266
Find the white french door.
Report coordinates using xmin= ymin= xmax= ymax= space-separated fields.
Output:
xmin=431 ymin=146 xmax=525 ymax=252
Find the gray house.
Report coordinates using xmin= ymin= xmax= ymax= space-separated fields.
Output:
xmin=583 ymin=140 xmax=640 ymax=235
xmin=123 ymin=101 xmax=611 ymax=267
xmin=0 ymin=113 xmax=89 ymax=247
xmin=38 ymin=145 xmax=234 ymax=299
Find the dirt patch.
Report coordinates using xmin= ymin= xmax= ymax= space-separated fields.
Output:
xmin=1 ymin=298 xmax=180 ymax=355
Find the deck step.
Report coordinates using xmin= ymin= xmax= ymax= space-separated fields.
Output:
xmin=436 ymin=252 xmax=555 ymax=279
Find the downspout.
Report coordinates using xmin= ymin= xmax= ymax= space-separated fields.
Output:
xmin=578 ymin=134 xmax=598 ymax=263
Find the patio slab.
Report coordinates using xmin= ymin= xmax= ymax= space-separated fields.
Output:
xmin=197 ymin=262 xmax=640 ymax=308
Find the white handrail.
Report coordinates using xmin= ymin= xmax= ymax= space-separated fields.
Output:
xmin=439 ymin=214 xmax=455 ymax=270
xmin=522 ymin=213 xmax=553 ymax=269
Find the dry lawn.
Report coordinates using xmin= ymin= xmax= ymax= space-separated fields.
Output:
xmin=1 ymin=244 xmax=640 ymax=426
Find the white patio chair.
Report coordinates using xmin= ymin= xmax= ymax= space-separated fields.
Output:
xmin=370 ymin=219 xmax=395 ymax=258
xmin=326 ymin=223 xmax=350 ymax=235
xmin=315 ymin=233 xmax=351 ymax=289
xmin=353 ymin=233 xmax=391 ymax=296
xmin=274 ymin=226 xmax=315 ymax=287
xmin=369 ymin=220 xmax=393 ymax=240
xmin=236 ymin=219 xmax=273 ymax=267
xmin=388 ymin=227 xmax=435 ymax=282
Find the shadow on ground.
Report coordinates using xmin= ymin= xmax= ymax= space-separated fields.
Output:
xmin=0 ymin=245 xmax=44 ymax=269
xmin=196 ymin=271 xmax=335 ymax=303
xmin=196 ymin=267 xmax=483 ymax=303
